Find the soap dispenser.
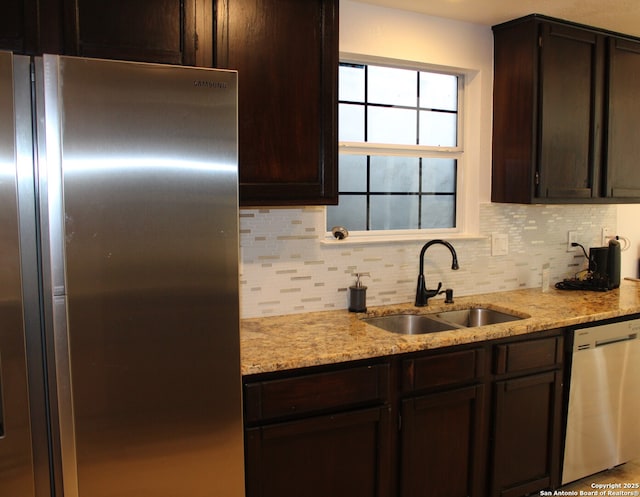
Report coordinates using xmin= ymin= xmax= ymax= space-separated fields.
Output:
xmin=349 ymin=272 xmax=369 ymax=312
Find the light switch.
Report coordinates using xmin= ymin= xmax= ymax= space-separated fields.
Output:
xmin=492 ymin=233 xmax=508 ymax=256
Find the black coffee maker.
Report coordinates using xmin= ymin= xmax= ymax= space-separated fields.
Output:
xmin=556 ymin=238 xmax=621 ymax=291
xmin=588 ymin=239 xmax=621 ymax=290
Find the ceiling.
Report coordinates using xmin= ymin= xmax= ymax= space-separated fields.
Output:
xmin=354 ymin=0 xmax=640 ymax=38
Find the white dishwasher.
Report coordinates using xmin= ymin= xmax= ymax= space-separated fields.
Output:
xmin=562 ymin=317 xmax=640 ymax=484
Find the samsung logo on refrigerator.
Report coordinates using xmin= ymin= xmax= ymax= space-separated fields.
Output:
xmin=193 ymin=80 xmax=228 ymax=89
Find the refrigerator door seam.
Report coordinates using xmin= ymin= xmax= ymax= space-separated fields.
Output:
xmin=37 ymin=55 xmax=79 ymax=497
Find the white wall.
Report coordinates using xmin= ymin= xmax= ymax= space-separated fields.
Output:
xmin=618 ymin=205 xmax=640 ymax=278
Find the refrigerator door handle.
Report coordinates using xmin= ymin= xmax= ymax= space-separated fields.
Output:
xmin=52 ymin=295 xmax=79 ymax=497
xmin=38 ymin=55 xmax=67 ymax=298
xmin=36 ymin=55 xmax=79 ymax=497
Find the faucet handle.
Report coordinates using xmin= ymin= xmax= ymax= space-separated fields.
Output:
xmin=425 ymin=282 xmax=443 ymax=299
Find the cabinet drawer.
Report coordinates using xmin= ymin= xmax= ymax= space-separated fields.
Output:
xmin=494 ymin=336 xmax=563 ymax=375
xmin=244 ymin=363 xmax=390 ymax=423
xmin=402 ymin=348 xmax=485 ymax=392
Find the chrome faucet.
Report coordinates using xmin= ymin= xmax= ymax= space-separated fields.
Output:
xmin=415 ymin=239 xmax=459 ymax=306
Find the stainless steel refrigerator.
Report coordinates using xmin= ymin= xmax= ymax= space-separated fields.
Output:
xmin=0 ymin=52 xmax=245 ymax=497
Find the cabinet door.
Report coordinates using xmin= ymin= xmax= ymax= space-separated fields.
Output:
xmin=217 ymin=0 xmax=338 ymax=206
xmin=400 ymin=385 xmax=486 ymax=497
xmin=0 ymin=0 xmax=63 ymax=54
xmin=604 ymin=37 xmax=640 ymax=199
xmin=245 ymin=406 xmax=392 ymax=497
xmin=538 ymin=23 xmax=602 ymax=200
xmin=0 ymin=0 xmax=37 ymax=53
xmin=490 ymin=371 xmax=562 ymax=497
xmin=63 ymin=0 xmax=208 ymax=66
xmin=492 ymin=17 xmax=538 ymax=204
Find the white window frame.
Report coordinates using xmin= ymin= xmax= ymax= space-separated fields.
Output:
xmin=325 ymin=54 xmax=473 ymax=244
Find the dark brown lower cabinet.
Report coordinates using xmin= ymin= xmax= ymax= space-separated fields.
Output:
xmin=489 ymin=336 xmax=564 ymax=497
xmin=244 ymin=331 xmax=564 ymax=497
xmin=245 ymin=406 xmax=391 ymax=497
xmin=243 ymin=361 xmax=392 ymax=497
xmin=400 ymin=385 xmax=486 ymax=497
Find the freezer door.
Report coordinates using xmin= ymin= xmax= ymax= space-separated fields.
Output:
xmin=0 ymin=52 xmax=36 ymax=497
xmin=40 ymin=55 xmax=244 ymax=497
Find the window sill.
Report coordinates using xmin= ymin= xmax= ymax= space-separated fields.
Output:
xmin=320 ymin=233 xmax=486 ymax=246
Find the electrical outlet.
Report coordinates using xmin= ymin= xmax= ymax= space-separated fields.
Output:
xmin=567 ymin=231 xmax=578 ymax=252
xmin=492 ymin=233 xmax=508 ymax=256
xmin=602 ymin=227 xmax=612 ymax=246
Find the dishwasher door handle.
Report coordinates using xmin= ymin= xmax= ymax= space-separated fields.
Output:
xmin=595 ymin=333 xmax=638 ymax=348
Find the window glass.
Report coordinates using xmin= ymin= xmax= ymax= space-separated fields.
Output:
xmin=422 ymin=158 xmax=456 ymax=193
xmin=368 ymin=107 xmax=417 ymax=145
xmin=327 ymin=195 xmax=367 ymax=231
xmin=420 ymin=196 xmax=456 ymax=229
xmin=420 ymin=72 xmax=457 ymax=111
xmin=368 ymin=66 xmax=416 ymax=107
xmin=339 ymin=154 xmax=368 ymax=192
xmin=332 ymin=61 xmax=462 ymax=235
xmin=339 ymin=103 xmax=365 ymax=142
xmin=370 ymin=195 xmax=419 ymax=230
xmin=419 ymin=110 xmax=457 ymax=146
xmin=339 ymin=64 xmax=365 ymax=102
xmin=370 ymin=156 xmax=419 ymax=193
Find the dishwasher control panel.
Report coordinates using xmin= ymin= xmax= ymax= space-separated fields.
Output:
xmin=573 ymin=319 xmax=639 ymax=351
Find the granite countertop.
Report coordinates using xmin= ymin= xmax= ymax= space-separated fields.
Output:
xmin=240 ymin=281 xmax=640 ymax=376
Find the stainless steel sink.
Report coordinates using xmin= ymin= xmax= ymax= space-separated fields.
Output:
xmin=363 ymin=306 xmax=527 ymax=335
xmin=363 ymin=314 xmax=459 ymax=335
xmin=433 ymin=307 xmax=525 ymax=327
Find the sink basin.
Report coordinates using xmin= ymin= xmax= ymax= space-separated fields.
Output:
xmin=363 ymin=314 xmax=459 ymax=335
xmin=363 ymin=306 xmax=528 ymax=335
xmin=433 ymin=307 xmax=525 ymax=327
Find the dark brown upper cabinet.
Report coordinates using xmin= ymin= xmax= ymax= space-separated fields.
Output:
xmin=217 ymin=0 xmax=338 ymax=206
xmin=0 ymin=0 xmax=212 ymax=67
xmin=0 ymin=0 xmax=38 ymax=53
xmin=0 ymin=0 xmax=64 ymax=55
xmin=63 ymin=0 xmax=211 ymax=67
xmin=492 ymin=15 xmax=603 ymax=203
xmin=492 ymin=14 xmax=640 ymax=204
xmin=604 ymin=37 xmax=640 ymax=198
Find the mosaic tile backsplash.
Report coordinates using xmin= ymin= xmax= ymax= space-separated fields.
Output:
xmin=239 ymin=203 xmax=616 ymax=318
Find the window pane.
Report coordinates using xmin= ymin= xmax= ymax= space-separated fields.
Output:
xmin=422 ymin=159 xmax=456 ymax=193
xmin=370 ymin=156 xmax=419 ymax=192
xmin=420 ymin=72 xmax=457 ymax=111
xmin=327 ymin=195 xmax=367 ymax=231
xmin=339 ymin=64 xmax=365 ymax=102
xmin=419 ymin=110 xmax=457 ymax=146
xmin=370 ymin=195 xmax=419 ymax=230
xmin=336 ymin=61 xmax=461 ymax=234
xmin=368 ymin=66 xmax=416 ymax=107
xmin=421 ymin=195 xmax=456 ymax=229
xmin=339 ymin=155 xmax=367 ymax=192
xmin=368 ymin=107 xmax=416 ymax=145
xmin=339 ymin=103 xmax=365 ymax=142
